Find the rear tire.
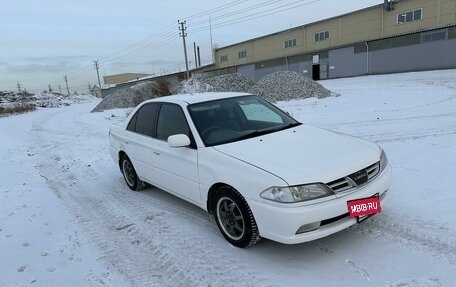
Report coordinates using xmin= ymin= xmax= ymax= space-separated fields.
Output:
xmin=120 ymin=155 xmax=144 ymax=191
xmin=213 ymin=186 xmax=261 ymax=248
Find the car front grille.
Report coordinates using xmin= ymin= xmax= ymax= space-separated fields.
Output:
xmin=326 ymin=161 xmax=380 ymax=193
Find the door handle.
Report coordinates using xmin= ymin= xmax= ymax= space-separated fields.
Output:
xmin=153 ymin=151 xmax=160 ymax=155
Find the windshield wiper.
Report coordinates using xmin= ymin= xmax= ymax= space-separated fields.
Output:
xmin=233 ymin=122 xmax=302 ymax=142
xmin=271 ymin=122 xmax=302 ymax=132
xmin=233 ymin=130 xmax=270 ymax=141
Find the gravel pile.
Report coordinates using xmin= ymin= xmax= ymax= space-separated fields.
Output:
xmin=175 ymin=74 xmax=255 ymax=94
xmin=249 ymin=71 xmax=333 ymax=102
xmin=204 ymin=74 xmax=255 ymax=93
xmin=91 ymin=71 xmax=335 ymax=112
xmin=91 ymin=81 xmax=165 ymax=113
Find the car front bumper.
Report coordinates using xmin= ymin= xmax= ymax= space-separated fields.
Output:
xmin=247 ymin=164 xmax=392 ymax=244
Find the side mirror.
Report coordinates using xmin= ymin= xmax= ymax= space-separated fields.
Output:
xmin=168 ymin=134 xmax=191 ymax=148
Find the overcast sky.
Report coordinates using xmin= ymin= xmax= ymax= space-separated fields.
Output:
xmin=0 ymin=0 xmax=382 ymax=93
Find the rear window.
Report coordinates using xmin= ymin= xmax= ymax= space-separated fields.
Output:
xmin=133 ymin=103 xmax=159 ymax=137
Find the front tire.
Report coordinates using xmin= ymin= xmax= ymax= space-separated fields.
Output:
xmin=213 ymin=186 xmax=261 ymax=248
xmin=120 ymin=155 xmax=144 ymax=191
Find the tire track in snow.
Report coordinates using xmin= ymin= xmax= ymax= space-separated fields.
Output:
xmin=30 ymin=107 xmax=208 ymax=286
xmin=41 ymin=173 xmax=202 ymax=287
xmin=320 ymin=111 xmax=456 ymax=143
xmin=31 ymin=105 xmax=275 ymax=287
xmin=323 ymin=112 xmax=456 ymax=128
xmin=102 ymin=183 xmax=273 ymax=286
xmin=351 ymin=210 xmax=456 ymax=264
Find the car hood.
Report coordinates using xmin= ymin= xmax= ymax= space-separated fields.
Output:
xmin=213 ymin=125 xmax=380 ymax=185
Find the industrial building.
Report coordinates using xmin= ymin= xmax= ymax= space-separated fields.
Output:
xmin=213 ymin=0 xmax=456 ymax=81
xmin=103 ymin=73 xmax=151 ymax=85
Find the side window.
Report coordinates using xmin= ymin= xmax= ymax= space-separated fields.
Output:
xmin=134 ymin=103 xmax=159 ymax=137
xmin=156 ymin=104 xmax=190 ymax=141
xmin=127 ymin=111 xmax=138 ymax=131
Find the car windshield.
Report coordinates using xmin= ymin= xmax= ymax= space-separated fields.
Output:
xmin=188 ymin=95 xmax=301 ymax=146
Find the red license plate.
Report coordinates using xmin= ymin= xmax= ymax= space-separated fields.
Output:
xmin=347 ymin=195 xmax=381 ymax=218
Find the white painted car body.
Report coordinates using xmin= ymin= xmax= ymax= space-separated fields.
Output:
xmin=109 ymin=92 xmax=391 ymax=245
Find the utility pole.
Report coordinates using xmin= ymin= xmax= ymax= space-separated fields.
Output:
xmin=178 ymin=20 xmax=190 ymax=79
xmin=209 ymin=15 xmax=214 ymax=63
xmin=197 ymin=46 xmax=201 ymax=67
xmin=193 ymin=42 xmax=198 ymax=68
xmin=93 ymin=60 xmax=102 ymax=88
xmin=63 ymin=75 xmax=70 ymax=96
xmin=17 ymin=81 xmax=22 ymax=94
xmin=58 ymin=85 xmax=62 ymax=94
xmin=48 ymin=84 xmax=53 ymax=93
xmin=88 ymin=82 xmax=92 ymax=93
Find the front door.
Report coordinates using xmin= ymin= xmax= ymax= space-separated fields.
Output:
xmin=151 ymin=103 xmax=201 ymax=205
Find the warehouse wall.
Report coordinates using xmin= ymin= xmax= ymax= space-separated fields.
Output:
xmin=237 ymin=64 xmax=255 ymax=81
xmin=228 ymin=26 xmax=456 ymax=82
xmin=369 ymin=38 xmax=456 ymax=74
xmin=214 ymin=0 xmax=456 ymax=70
xmin=328 ymin=47 xmax=367 ymax=78
xmin=328 ymin=27 xmax=456 ymax=78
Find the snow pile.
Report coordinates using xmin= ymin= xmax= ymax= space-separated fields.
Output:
xmin=175 ymin=77 xmax=214 ymax=94
xmin=91 ymin=81 xmax=167 ymax=113
xmin=249 ymin=71 xmax=334 ymax=102
xmin=175 ymin=74 xmax=255 ymax=94
xmin=0 ymin=90 xmax=95 ymax=114
xmin=32 ymin=92 xmax=94 ymax=107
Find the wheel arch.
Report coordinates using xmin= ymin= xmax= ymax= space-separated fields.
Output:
xmin=118 ymin=150 xmax=127 ymax=170
xmin=206 ymin=182 xmax=237 ymax=214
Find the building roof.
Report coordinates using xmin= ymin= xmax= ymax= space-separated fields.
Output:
xmin=103 ymin=72 xmax=150 ymax=77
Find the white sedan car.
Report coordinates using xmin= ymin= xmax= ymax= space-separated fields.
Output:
xmin=109 ymin=92 xmax=391 ymax=248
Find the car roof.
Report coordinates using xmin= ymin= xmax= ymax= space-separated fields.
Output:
xmin=143 ymin=92 xmax=253 ymax=105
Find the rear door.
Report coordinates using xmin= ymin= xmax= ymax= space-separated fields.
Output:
xmin=151 ymin=103 xmax=201 ymax=205
xmin=124 ymin=103 xmax=159 ymax=183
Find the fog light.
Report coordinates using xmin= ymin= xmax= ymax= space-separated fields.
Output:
xmin=296 ymin=222 xmax=321 ymax=234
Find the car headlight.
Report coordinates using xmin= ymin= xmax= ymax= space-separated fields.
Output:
xmin=380 ymin=149 xmax=388 ymax=172
xmin=261 ymin=184 xmax=334 ymax=203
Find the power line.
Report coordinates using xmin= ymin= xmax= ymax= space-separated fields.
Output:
xmin=185 ymin=0 xmax=245 ymax=21
xmin=45 ymin=1 xmax=248 ymax=86
xmin=99 ymin=23 xmax=176 ymax=63
xmin=61 ymin=30 xmax=178 ymax=83
xmin=48 ymin=0 xmax=323 ymax=90
xmin=191 ymin=0 xmax=321 ymax=33
xmin=102 ymin=34 xmax=179 ymax=65
xmin=188 ymin=0 xmax=285 ymax=27
xmin=63 ymin=1 xmax=252 ymax=77
xmin=55 ymin=25 xmax=177 ymax=83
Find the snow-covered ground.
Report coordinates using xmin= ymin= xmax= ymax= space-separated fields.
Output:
xmin=1 ymin=69 xmax=455 ymax=286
